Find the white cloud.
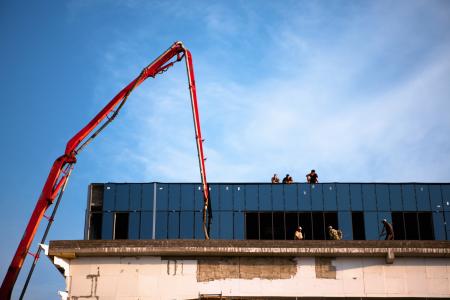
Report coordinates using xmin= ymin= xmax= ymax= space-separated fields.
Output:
xmin=85 ymin=1 xmax=450 ymax=184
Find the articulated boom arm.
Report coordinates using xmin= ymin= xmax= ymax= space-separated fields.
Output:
xmin=0 ymin=41 xmax=210 ymax=299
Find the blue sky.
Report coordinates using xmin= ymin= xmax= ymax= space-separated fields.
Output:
xmin=1 ymin=0 xmax=450 ymax=298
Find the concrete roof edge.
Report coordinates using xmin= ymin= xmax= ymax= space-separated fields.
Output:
xmin=48 ymin=240 xmax=450 ymax=259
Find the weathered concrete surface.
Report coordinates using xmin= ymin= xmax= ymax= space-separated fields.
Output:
xmin=315 ymin=257 xmax=336 ymax=279
xmin=55 ymin=256 xmax=450 ymax=299
xmin=197 ymin=257 xmax=297 ymax=282
xmin=49 ymin=240 xmax=450 ymax=259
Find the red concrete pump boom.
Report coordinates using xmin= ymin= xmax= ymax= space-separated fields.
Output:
xmin=0 ymin=41 xmax=211 ymax=299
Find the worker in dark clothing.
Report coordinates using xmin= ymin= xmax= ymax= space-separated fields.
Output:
xmin=282 ymin=174 xmax=293 ymax=184
xmin=271 ymin=173 xmax=280 ymax=183
xmin=306 ymin=169 xmax=318 ymax=184
xmin=380 ymin=219 xmax=394 ymax=240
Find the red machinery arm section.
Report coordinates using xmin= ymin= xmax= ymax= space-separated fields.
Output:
xmin=0 ymin=41 xmax=210 ymax=299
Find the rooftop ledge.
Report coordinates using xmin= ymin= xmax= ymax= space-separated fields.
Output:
xmin=49 ymin=240 xmax=450 ymax=261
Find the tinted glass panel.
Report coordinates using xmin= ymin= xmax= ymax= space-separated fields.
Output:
xmin=273 ymin=212 xmax=285 ymax=240
xmin=168 ymin=211 xmax=180 ymax=238
xmin=155 ymin=211 xmax=168 ymax=239
xmin=246 ymin=185 xmax=259 ymax=210
xmin=286 ymin=213 xmax=299 ymax=240
xmin=311 ymin=184 xmax=323 ymax=211
xmin=323 ymin=184 xmax=337 ymax=210
xmin=336 ymin=184 xmax=350 ymax=211
xmin=234 ymin=212 xmax=244 ymax=239
xmin=362 ymin=184 xmax=376 ymax=211
xmin=129 ymin=184 xmax=141 ymax=210
xmin=194 ymin=185 xmax=204 ymax=211
xmin=433 ymin=212 xmax=446 ymax=240
xmin=376 ymin=184 xmax=390 ymax=211
xmin=392 ymin=212 xmax=405 ymax=240
xmin=416 ymin=185 xmax=430 ymax=210
xmin=103 ymin=184 xmax=116 ymax=211
xmin=219 ymin=211 xmax=233 ymax=239
xmin=429 ymin=185 xmax=443 ymax=211
xmin=272 ymin=184 xmax=284 ymax=210
xmin=180 ymin=184 xmax=195 ymax=210
xmin=298 ymin=184 xmax=311 ymax=210
xmin=299 ymin=212 xmax=312 ymax=240
xmin=312 ymin=212 xmax=325 ymax=240
xmin=101 ymin=212 xmax=113 ymax=239
xmin=209 ymin=185 xmax=220 ymax=213
xmin=418 ymin=212 xmax=434 ymax=240
xmin=233 ymin=185 xmax=244 ymax=211
xmin=260 ymin=213 xmax=273 ymax=240
xmin=89 ymin=213 xmax=102 ymax=240
xmin=156 ymin=184 xmax=168 ymax=211
xmin=349 ymin=184 xmax=363 ymax=210
xmin=209 ymin=210 xmax=220 ymax=239
xmin=284 ymin=184 xmax=297 ymax=210
xmin=404 ymin=212 xmax=419 ymax=239
xmin=116 ymin=185 xmax=129 ymax=211
xmin=402 ymin=184 xmax=417 ymax=211
xmin=168 ymin=184 xmax=181 ymax=211
xmin=128 ymin=212 xmax=140 ymax=240
xmin=140 ymin=211 xmax=153 ymax=239
xmin=352 ymin=212 xmax=365 ymax=240
xmin=389 ymin=185 xmax=403 ymax=211
xmin=324 ymin=212 xmax=338 ymax=229
xmin=219 ymin=185 xmax=233 ymax=210
xmin=364 ymin=212 xmax=379 ymax=240
xmin=446 ymin=212 xmax=450 ymax=238
xmin=180 ymin=211 xmax=194 ymax=238
xmin=142 ymin=184 xmax=154 ymax=210
xmin=114 ymin=213 xmax=129 ymax=239
xmin=338 ymin=211 xmax=352 ymax=240
xmin=259 ymin=185 xmax=272 ymax=210
xmin=442 ymin=185 xmax=450 ymax=211
xmin=246 ymin=213 xmax=259 ymax=239
xmin=194 ymin=211 xmax=204 ymax=239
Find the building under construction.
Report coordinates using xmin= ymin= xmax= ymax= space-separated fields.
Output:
xmin=1 ymin=41 xmax=449 ymax=299
xmin=45 ymin=181 xmax=450 ymax=299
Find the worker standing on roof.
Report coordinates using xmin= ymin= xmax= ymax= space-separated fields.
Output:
xmin=271 ymin=174 xmax=280 ymax=183
xmin=294 ymin=226 xmax=304 ymax=240
xmin=380 ymin=219 xmax=394 ymax=240
xmin=328 ymin=226 xmax=342 ymax=240
xmin=306 ymin=169 xmax=318 ymax=184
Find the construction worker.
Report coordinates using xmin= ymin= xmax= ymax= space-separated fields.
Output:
xmin=328 ymin=226 xmax=343 ymax=240
xmin=294 ymin=226 xmax=304 ymax=240
xmin=306 ymin=169 xmax=318 ymax=184
xmin=271 ymin=173 xmax=280 ymax=183
xmin=380 ymin=219 xmax=394 ymax=240
xmin=283 ymin=174 xmax=294 ymax=184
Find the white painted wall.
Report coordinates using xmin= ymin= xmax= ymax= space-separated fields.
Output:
xmin=58 ymin=256 xmax=450 ymax=299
